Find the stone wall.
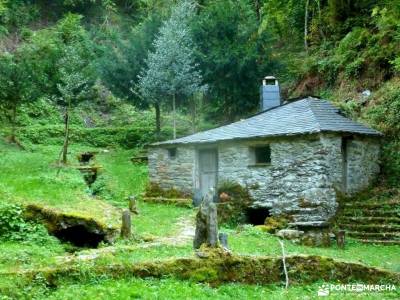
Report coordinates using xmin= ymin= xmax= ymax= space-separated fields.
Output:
xmin=148 ymin=146 xmax=196 ymax=195
xmin=218 ymin=135 xmax=337 ymax=224
xmin=148 ymin=133 xmax=381 ymax=224
xmin=346 ymin=136 xmax=381 ymax=194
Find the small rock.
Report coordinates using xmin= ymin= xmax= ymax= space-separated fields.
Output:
xmin=276 ymin=229 xmax=304 ymax=240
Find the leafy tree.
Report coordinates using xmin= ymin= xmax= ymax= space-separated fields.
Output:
xmin=96 ymin=15 xmax=162 ymax=103
xmin=50 ymin=14 xmax=95 ymax=164
xmin=192 ymin=0 xmax=274 ymax=121
xmin=57 ymin=46 xmax=92 ymax=164
xmin=0 ymin=50 xmax=40 ymax=144
xmin=138 ymin=0 xmax=206 ymax=138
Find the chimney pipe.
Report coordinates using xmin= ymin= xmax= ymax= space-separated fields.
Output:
xmin=260 ymin=76 xmax=281 ymax=111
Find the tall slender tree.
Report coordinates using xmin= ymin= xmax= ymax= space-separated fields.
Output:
xmin=138 ymin=0 xmax=206 ymax=139
xmin=0 ymin=51 xmax=39 ymax=145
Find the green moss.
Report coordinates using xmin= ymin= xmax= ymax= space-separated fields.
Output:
xmin=4 ymin=254 xmax=398 ymax=290
xmin=263 ymin=215 xmax=292 ymax=234
xmin=142 ymin=197 xmax=192 ymax=208
xmin=144 ymin=182 xmax=191 ymax=199
xmin=24 ymin=203 xmax=119 ymax=243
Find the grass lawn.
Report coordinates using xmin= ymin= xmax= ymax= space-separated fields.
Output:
xmin=5 ymin=277 xmax=400 ymax=300
xmin=0 ymin=140 xmax=399 ymax=299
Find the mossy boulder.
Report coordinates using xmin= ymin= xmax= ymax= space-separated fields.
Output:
xmin=10 ymin=254 xmax=400 ymax=289
xmin=263 ymin=215 xmax=292 ymax=233
xmin=24 ymin=204 xmax=119 ymax=246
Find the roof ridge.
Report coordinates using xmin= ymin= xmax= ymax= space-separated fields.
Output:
xmin=305 ymin=97 xmax=322 ymax=133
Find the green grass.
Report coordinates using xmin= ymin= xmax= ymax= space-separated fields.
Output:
xmin=133 ymin=201 xmax=195 ymax=237
xmin=0 ymin=142 xmax=150 ymax=230
xmin=0 ymin=139 xmax=399 ymax=299
xmin=226 ymin=226 xmax=400 ymax=272
xmin=7 ymin=277 xmax=399 ymax=300
xmin=0 ymin=240 xmax=65 ymax=273
xmin=96 ymin=149 xmax=148 ymax=206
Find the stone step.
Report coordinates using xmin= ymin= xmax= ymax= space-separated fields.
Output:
xmin=350 ymin=238 xmax=400 ymax=245
xmin=338 ymin=216 xmax=400 ymax=225
xmin=343 ymin=200 xmax=400 ymax=209
xmin=346 ymin=231 xmax=400 ymax=240
xmin=288 ymin=221 xmax=329 ymax=228
xmin=342 ymin=209 xmax=400 ymax=218
xmin=339 ymin=224 xmax=400 ymax=233
xmin=292 ymin=214 xmax=325 ymax=222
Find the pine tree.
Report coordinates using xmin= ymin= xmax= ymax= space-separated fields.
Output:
xmin=138 ymin=0 xmax=206 ymax=139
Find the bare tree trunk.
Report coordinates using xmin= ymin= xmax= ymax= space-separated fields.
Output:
xmin=304 ymin=0 xmax=309 ymax=52
xmin=316 ymin=0 xmax=325 ymax=40
xmin=10 ymin=102 xmax=17 ymax=143
xmin=61 ymin=100 xmax=71 ymax=164
xmin=254 ymin=0 xmax=261 ymax=22
xmin=191 ymin=95 xmax=196 ymax=134
xmin=172 ymin=93 xmax=176 ymax=139
xmin=155 ymin=102 xmax=161 ymax=139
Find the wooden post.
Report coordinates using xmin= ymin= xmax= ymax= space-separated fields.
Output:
xmin=336 ymin=230 xmax=345 ymax=249
xmin=128 ymin=196 xmax=138 ymax=214
xmin=207 ymin=202 xmax=218 ymax=247
xmin=121 ymin=210 xmax=132 ymax=239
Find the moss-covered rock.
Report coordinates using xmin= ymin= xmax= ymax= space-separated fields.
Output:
xmin=263 ymin=215 xmax=292 ymax=234
xmin=24 ymin=204 xmax=119 ymax=246
xmin=8 ymin=254 xmax=399 ymax=289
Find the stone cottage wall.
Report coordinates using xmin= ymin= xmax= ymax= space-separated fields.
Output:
xmin=320 ymin=133 xmax=381 ymax=194
xmin=148 ymin=133 xmax=380 ymax=224
xmin=346 ymin=137 xmax=380 ymax=194
xmin=218 ymin=135 xmax=337 ymax=224
xmin=148 ymin=146 xmax=195 ymax=195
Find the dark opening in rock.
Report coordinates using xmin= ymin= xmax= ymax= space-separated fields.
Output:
xmin=54 ymin=225 xmax=105 ymax=248
xmin=77 ymin=152 xmax=96 ymax=165
xmin=246 ymin=207 xmax=271 ymax=225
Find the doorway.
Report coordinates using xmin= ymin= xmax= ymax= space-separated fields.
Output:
xmin=198 ymin=148 xmax=218 ymax=199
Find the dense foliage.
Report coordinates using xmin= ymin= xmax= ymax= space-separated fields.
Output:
xmin=0 ymin=0 xmax=399 ymax=179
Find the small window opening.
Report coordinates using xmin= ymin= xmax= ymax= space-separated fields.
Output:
xmin=246 ymin=207 xmax=271 ymax=225
xmin=168 ymin=148 xmax=177 ymax=159
xmin=251 ymin=146 xmax=271 ymax=165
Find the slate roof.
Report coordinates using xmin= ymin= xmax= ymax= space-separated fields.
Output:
xmin=152 ymin=97 xmax=382 ymax=146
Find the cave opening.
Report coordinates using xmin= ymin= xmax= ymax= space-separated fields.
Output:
xmin=54 ymin=225 xmax=105 ymax=248
xmin=246 ymin=207 xmax=271 ymax=225
xmin=78 ymin=152 xmax=96 ymax=164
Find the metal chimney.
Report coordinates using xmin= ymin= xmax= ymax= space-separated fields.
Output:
xmin=260 ymin=76 xmax=281 ymax=111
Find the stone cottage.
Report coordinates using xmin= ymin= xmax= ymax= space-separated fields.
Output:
xmin=148 ymin=78 xmax=382 ymax=226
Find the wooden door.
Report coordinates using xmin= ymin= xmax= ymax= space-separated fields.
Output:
xmin=199 ymin=149 xmax=218 ymax=198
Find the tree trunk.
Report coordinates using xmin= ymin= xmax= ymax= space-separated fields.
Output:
xmin=304 ymin=0 xmax=309 ymax=52
xmin=254 ymin=0 xmax=261 ymax=22
xmin=191 ymin=95 xmax=196 ymax=134
xmin=155 ymin=102 xmax=161 ymax=139
xmin=172 ymin=93 xmax=176 ymax=139
xmin=10 ymin=102 xmax=17 ymax=143
xmin=61 ymin=100 xmax=71 ymax=164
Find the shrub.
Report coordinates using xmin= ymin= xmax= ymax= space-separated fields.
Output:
xmin=217 ymin=181 xmax=253 ymax=226
xmin=0 ymin=203 xmax=56 ymax=243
